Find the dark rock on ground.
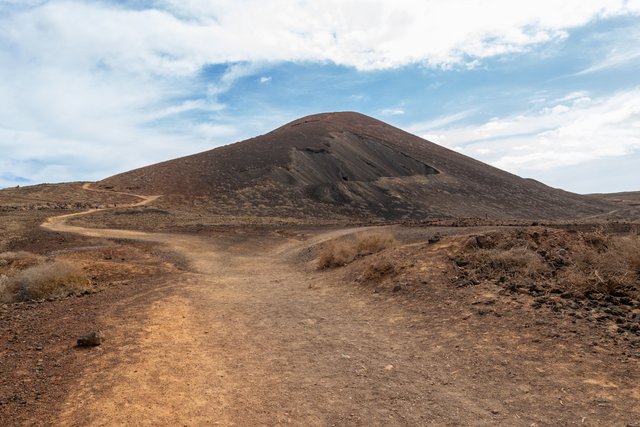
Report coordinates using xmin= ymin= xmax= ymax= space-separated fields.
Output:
xmin=77 ymin=331 xmax=104 ymax=347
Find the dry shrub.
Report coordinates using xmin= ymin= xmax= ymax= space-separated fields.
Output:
xmin=0 ymin=274 xmax=9 ymax=301
xmin=318 ymin=231 xmax=397 ymax=269
xmin=461 ymin=229 xmax=640 ymax=295
xmin=562 ymin=233 xmax=640 ymax=293
xmin=356 ymin=232 xmax=397 ymax=255
xmin=471 ymin=246 xmax=548 ymax=278
xmin=615 ymin=234 xmax=640 ymax=272
xmin=317 ymin=240 xmax=356 ymax=269
xmin=0 ymin=251 xmax=43 ymax=271
xmin=0 ymin=260 xmax=90 ymax=303
xmin=0 ymin=251 xmax=35 ymax=260
xmin=359 ymin=260 xmax=398 ymax=283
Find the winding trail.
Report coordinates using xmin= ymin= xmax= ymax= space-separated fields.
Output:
xmin=41 ymin=183 xmax=160 ymax=239
xmin=38 ymin=185 xmax=640 ymax=426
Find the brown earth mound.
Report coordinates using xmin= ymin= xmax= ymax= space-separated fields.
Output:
xmin=97 ymin=112 xmax=614 ymax=221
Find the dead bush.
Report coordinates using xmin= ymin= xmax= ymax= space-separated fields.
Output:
xmin=561 ymin=233 xmax=640 ymax=293
xmin=0 ymin=260 xmax=91 ymax=303
xmin=614 ymin=234 xmax=640 ymax=273
xmin=355 ymin=232 xmax=397 ymax=255
xmin=0 ymin=251 xmax=43 ymax=272
xmin=459 ymin=229 xmax=640 ymax=296
xmin=470 ymin=246 xmax=548 ymax=278
xmin=0 ymin=274 xmax=9 ymax=301
xmin=358 ymin=260 xmax=398 ymax=283
xmin=0 ymin=251 xmax=36 ymax=260
xmin=318 ymin=231 xmax=397 ymax=269
xmin=317 ymin=240 xmax=357 ymax=269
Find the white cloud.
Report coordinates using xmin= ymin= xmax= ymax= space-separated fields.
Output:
xmin=259 ymin=76 xmax=272 ymax=83
xmin=3 ymin=1 xmax=638 ymax=74
xmin=578 ymin=48 xmax=640 ymax=75
xmin=381 ymin=108 xmax=405 ymax=116
xmin=575 ymin=23 xmax=640 ymax=75
xmin=412 ymin=88 xmax=640 ymax=176
xmin=407 ymin=110 xmax=476 ymax=134
xmin=0 ymin=1 xmax=639 ymax=187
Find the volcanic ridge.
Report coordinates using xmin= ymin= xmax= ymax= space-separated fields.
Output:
xmin=97 ymin=112 xmax=614 ymax=221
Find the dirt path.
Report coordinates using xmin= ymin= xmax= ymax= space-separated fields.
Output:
xmin=39 ymin=190 xmax=640 ymax=426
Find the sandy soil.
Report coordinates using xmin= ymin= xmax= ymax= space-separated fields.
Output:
xmin=0 ymin=187 xmax=621 ymax=426
xmin=0 ymin=184 xmax=637 ymax=426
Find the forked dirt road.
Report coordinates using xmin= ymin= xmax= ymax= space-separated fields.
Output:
xmin=40 ymin=189 xmax=639 ymax=426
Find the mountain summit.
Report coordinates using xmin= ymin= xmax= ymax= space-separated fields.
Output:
xmin=97 ymin=112 xmax=612 ymax=220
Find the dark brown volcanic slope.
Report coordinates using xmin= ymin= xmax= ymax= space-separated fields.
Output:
xmin=97 ymin=112 xmax=615 ymax=220
xmin=592 ymin=191 xmax=640 ymax=207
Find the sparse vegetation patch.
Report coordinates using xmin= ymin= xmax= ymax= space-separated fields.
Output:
xmin=0 ymin=260 xmax=91 ymax=303
xmin=458 ymin=227 xmax=640 ymax=296
xmin=317 ymin=231 xmax=397 ymax=269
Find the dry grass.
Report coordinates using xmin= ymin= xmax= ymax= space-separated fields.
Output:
xmin=358 ymin=260 xmax=398 ymax=283
xmin=318 ymin=231 xmax=397 ymax=269
xmin=460 ymin=228 xmax=640 ymax=295
xmin=561 ymin=233 xmax=640 ymax=293
xmin=0 ymin=260 xmax=91 ymax=303
xmin=0 ymin=251 xmax=43 ymax=275
xmin=470 ymin=246 xmax=549 ymax=279
xmin=356 ymin=232 xmax=397 ymax=255
xmin=616 ymin=234 xmax=640 ymax=272
xmin=0 ymin=251 xmax=37 ymax=260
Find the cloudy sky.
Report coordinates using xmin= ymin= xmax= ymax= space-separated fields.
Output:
xmin=1 ymin=0 xmax=639 ymax=193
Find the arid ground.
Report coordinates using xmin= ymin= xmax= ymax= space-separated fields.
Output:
xmin=1 ymin=182 xmax=639 ymax=426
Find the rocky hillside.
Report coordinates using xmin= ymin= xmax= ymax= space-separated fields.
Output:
xmin=96 ymin=112 xmax=615 ymax=221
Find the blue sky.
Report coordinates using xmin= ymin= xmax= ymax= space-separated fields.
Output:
xmin=0 ymin=1 xmax=639 ymax=193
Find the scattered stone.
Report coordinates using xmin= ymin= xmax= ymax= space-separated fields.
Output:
xmin=453 ymin=257 xmax=469 ymax=267
xmin=77 ymin=330 xmax=104 ymax=347
xmin=619 ymin=297 xmax=632 ymax=306
xmin=457 ymin=278 xmax=479 ymax=288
